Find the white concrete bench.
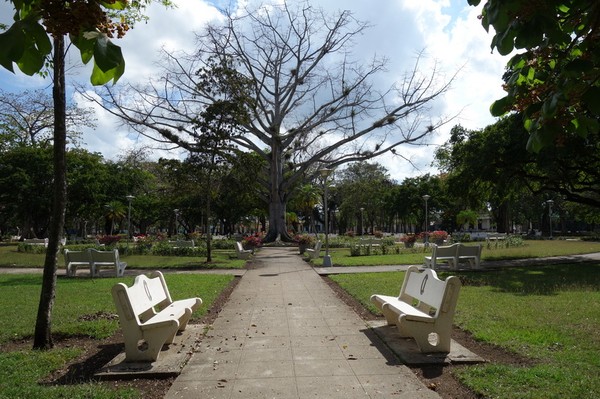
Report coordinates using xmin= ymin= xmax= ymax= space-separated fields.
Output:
xmin=457 ymin=244 xmax=483 ymax=269
xmin=89 ymin=249 xmax=127 ymax=277
xmin=487 ymin=232 xmax=507 ymax=241
xmin=23 ymin=238 xmax=48 ymax=247
xmin=235 ymin=241 xmax=252 ymax=259
xmin=370 ymin=265 xmax=462 ymax=353
xmin=359 ymin=238 xmax=383 ymax=247
xmin=64 ymin=249 xmax=92 ymax=277
xmin=111 ymin=271 xmax=202 ymax=362
xmin=168 ymin=240 xmax=195 ymax=248
xmin=424 ymin=243 xmax=459 ymax=269
xmin=305 ymin=240 xmax=322 ymax=259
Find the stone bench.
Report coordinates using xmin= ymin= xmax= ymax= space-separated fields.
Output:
xmin=370 ymin=265 xmax=462 ymax=353
xmin=424 ymin=243 xmax=483 ymax=270
xmin=89 ymin=249 xmax=127 ymax=277
xmin=305 ymin=240 xmax=322 ymax=259
xmin=235 ymin=241 xmax=252 ymax=259
xmin=168 ymin=240 xmax=195 ymax=248
xmin=457 ymin=244 xmax=482 ymax=269
xmin=424 ymin=243 xmax=459 ymax=269
xmin=111 ymin=271 xmax=202 ymax=362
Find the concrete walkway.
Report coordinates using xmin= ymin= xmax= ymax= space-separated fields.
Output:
xmin=165 ymin=247 xmax=440 ymax=399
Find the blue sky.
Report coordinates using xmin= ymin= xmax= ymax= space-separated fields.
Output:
xmin=0 ymin=0 xmax=507 ymax=182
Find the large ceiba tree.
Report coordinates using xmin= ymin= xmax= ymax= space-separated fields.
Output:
xmin=88 ymin=2 xmax=455 ymax=242
xmin=469 ymin=0 xmax=600 ymax=152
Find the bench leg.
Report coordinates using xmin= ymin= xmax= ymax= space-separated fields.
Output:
xmin=123 ymin=321 xmax=179 ymax=362
xmin=397 ymin=317 xmax=452 ymax=353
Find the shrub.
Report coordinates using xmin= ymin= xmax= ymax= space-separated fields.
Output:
xmin=294 ymin=234 xmax=315 ymax=246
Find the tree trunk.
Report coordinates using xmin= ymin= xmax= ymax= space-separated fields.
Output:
xmin=33 ymin=36 xmax=67 ymax=350
xmin=496 ymin=202 xmax=511 ymax=233
xmin=264 ymin=143 xmax=292 ymax=242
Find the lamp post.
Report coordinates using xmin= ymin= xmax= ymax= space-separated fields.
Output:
xmin=422 ymin=195 xmax=430 ymax=247
xmin=320 ymin=168 xmax=333 ymax=267
xmin=126 ymin=195 xmax=134 ymax=239
xmin=546 ymin=200 xmax=554 ymax=239
xmin=174 ymin=209 xmax=179 ymax=237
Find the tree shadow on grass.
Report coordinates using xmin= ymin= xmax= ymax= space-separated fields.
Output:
xmin=447 ymin=263 xmax=600 ymax=296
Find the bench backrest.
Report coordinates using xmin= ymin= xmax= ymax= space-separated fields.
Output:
xmin=400 ymin=265 xmax=461 ymax=317
xmin=89 ymin=248 xmax=120 ymax=264
xmin=24 ymin=238 xmax=48 ymax=245
xmin=235 ymin=241 xmax=245 ymax=252
xmin=112 ymin=272 xmax=171 ymax=325
xmin=64 ymin=249 xmax=90 ymax=265
xmin=458 ymin=244 xmax=481 ymax=257
xmin=432 ymin=243 xmax=459 ymax=258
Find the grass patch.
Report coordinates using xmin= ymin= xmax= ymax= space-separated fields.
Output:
xmin=329 ymin=263 xmax=600 ymax=399
xmin=0 ymin=272 xmax=233 ymax=398
xmin=0 ymin=245 xmax=245 ymax=269
xmin=312 ymin=240 xmax=600 ymax=267
xmin=0 ymin=273 xmax=234 ymax=343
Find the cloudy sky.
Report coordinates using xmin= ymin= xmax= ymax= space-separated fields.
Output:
xmin=0 ymin=0 xmax=507 ymax=182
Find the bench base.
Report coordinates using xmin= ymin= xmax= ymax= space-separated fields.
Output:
xmin=96 ymin=324 xmax=203 ymax=377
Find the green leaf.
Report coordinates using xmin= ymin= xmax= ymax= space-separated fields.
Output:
xmin=27 ymin=19 xmax=51 ymax=55
xmin=541 ymin=93 xmax=560 ymax=118
xmin=93 ymin=35 xmax=124 ymax=72
xmin=497 ymin=29 xmax=515 ymax=55
xmin=70 ymin=32 xmax=95 ymax=64
xmin=100 ymin=0 xmax=127 ymax=10
xmin=582 ymin=87 xmax=600 ymax=115
xmin=0 ymin=23 xmax=26 ymax=67
xmin=90 ymin=57 xmax=125 ymax=86
xmin=490 ymin=96 xmax=513 ymax=117
xmin=17 ymin=43 xmax=45 ymax=75
xmin=467 ymin=0 xmax=481 ymax=5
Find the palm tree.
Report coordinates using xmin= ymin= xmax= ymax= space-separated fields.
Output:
xmin=104 ymin=201 xmax=126 ymax=235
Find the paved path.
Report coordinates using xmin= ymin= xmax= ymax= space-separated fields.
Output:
xmin=165 ymin=247 xmax=439 ymax=399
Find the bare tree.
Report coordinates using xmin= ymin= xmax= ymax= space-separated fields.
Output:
xmin=85 ymin=2 xmax=456 ymax=241
xmin=0 ymin=89 xmax=95 ymax=148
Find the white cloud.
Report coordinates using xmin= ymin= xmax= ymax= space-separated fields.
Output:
xmin=0 ymin=0 xmax=509 ymax=182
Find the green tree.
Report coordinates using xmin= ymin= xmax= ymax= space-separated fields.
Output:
xmin=336 ymin=162 xmax=392 ymax=235
xmin=469 ymin=0 xmax=600 ymax=152
xmin=0 ymin=0 xmax=170 ymax=349
xmin=0 ymin=145 xmax=54 ymax=237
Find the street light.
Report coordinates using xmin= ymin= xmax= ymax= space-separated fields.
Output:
xmin=320 ymin=168 xmax=333 ymax=267
xmin=546 ymin=200 xmax=554 ymax=239
xmin=360 ymin=207 xmax=365 ymax=236
xmin=126 ymin=195 xmax=134 ymax=239
xmin=422 ymin=195 xmax=430 ymax=247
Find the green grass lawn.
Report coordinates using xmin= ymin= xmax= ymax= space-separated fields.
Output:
xmin=330 ymin=263 xmax=600 ymax=399
xmin=310 ymin=239 xmax=600 ymax=266
xmin=0 ymin=244 xmax=246 ymax=269
xmin=0 ymin=273 xmax=234 ymax=398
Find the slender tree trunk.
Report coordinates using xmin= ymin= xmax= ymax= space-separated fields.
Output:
xmin=33 ymin=36 xmax=67 ymax=350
